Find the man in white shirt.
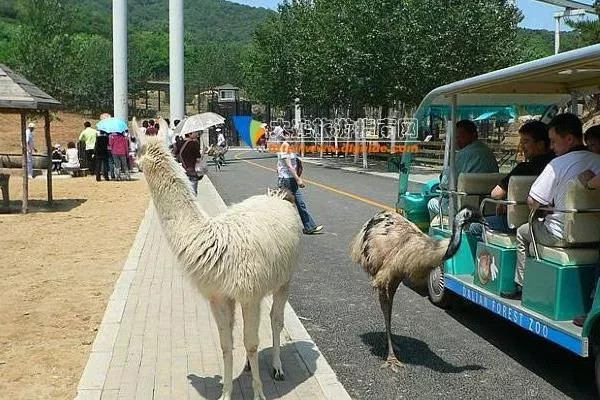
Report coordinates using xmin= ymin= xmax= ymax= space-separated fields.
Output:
xmin=217 ymin=129 xmax=226 ymax=148
xmin=503 ymin=113 xmax=600 ymax=300
xmin=25 ymin=122 xmax=37 ymax=179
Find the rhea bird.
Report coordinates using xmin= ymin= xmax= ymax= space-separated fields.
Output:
xmin=350 ymin=206 xmax=485 ymax=372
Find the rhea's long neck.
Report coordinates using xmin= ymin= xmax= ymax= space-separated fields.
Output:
xmin=442 ymin=219 xmax=464 ymax=262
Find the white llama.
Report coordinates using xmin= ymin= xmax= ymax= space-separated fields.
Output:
xmin=133 ymin=117 xmax=303 ymax=400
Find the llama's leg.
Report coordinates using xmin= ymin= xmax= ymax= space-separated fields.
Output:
xmin=378 ymin=278 xmax=403 ymax=373
xmin=270 ymin=283 xmax=290 ymax=380
xmin=209 ymin=295 xmax=235 ymax=400
xmin=241 ymin=301 xmax=266 ymax=400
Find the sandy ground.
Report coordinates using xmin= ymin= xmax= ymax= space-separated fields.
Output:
xmin=0 ymin=171 xmax=150 ymax=399
xmin=0 ymin=112 xmax=97 ymax=154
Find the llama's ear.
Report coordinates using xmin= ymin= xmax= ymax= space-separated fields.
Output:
xmin=157 ymin=117 xmax=169 ymax=140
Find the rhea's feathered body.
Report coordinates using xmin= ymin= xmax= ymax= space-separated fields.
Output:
xmin=350 ymin=210 xmax=453 ymax=288
xmin=350 ymin=206 xmax=484 ymax=372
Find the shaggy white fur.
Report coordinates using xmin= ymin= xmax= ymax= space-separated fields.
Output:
xmin=133 ymin=117 xmax=302 ymax=400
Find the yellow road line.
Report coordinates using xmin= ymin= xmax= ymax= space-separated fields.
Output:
xmin=233 ymin=151 xmax=394 ymax=211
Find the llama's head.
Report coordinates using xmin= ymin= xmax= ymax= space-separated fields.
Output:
xmin=267 ymin=187 xmax=296 ymax=205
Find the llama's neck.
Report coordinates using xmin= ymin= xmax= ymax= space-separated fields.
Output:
xmin=142 ymin=141 xmax=210 ymax=248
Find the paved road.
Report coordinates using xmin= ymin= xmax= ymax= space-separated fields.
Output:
xmin=208 ymin=150 xmax=596 ymax=400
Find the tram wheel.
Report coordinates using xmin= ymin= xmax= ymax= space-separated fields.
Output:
xmin=427 ymin=264 xmax=454 ymax=309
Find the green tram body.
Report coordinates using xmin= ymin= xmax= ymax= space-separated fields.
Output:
xmin=396 ymin=44 xmax=600 ymax=389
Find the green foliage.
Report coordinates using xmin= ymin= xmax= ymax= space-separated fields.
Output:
xmin=129 ymin=30 xmax=169 ymax=95
xmin=244 ymin=0 xmax=523 ymax=110
xmin=61 ymin=33 xmax=113 ymax=112
xmin=567 ymin=2 xmax=600 ymax=47
xmin=185 ymin=41 xmax=247 ymax=90
xmin=517 ymin=28 xmax=580 ymax=61
xmin=0 ymin=0 xmax=272 ymax=114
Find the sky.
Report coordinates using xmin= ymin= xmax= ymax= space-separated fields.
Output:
xmin=229 ymin=0 xmax=597 ymax=31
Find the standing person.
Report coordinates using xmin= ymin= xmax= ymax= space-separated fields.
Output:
xmin=145 ymin=119 xmax=158 ymax=136
xmin=94 ymin=131 xmax=110 ymax=181
xmin=78 ymin=121 xmax=97 ymax=174
xmin=109 ymin=131 xmax=130 ymax=180
xmin=275 ymin=127 xmax=323 ymax=235
xmin=217 ymin=128 xmax=226 ymax=148
xmin=178 ymin=131 xmax=205 ymax=195
xmin=25 ymin=122 xmax=36 ymax=179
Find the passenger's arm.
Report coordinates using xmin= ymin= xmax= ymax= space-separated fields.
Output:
xmin=527 ymin=195 xmax=543 ymax=210
xmin=579 ymin=170 xmax=599 ymax=190
xmin=587 ymin=175 xmax=600 ymax=190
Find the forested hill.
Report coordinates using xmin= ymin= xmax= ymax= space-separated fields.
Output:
xmin=0 ymin=0 xmax=275 ymax=43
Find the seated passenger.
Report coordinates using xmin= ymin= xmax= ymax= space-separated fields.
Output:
xmin=428 ymin=119 xmax=499 ymax=221
xmin=502 ymin=113 xmax=600 ymax=300
xmin=573 ymin=169 xmax=600 ymax=327
xmin=585 ymin=125 xmax=600 ymax=154
xmin=469 ymin=121 xmax=554 ymax=240
xmin=61 ymin=141 xmax=80 ymax=170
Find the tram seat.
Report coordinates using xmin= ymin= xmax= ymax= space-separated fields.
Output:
xmin=485 ymin=175 xmax=538 ymax=248
xmin=431 ymin=172 xmax=503 ymax=228
xmin=457 ymin=173 xmax=505 ymax=211
xmin=529 ymin=178 xmax=600 ymax=265
xmin=522 ymin=179 xmax=600 ymax=321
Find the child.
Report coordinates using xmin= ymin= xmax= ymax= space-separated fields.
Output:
xmin=52 ymin=144 xmax=64 ymax=172
xmin=585 ymin=125 xmax=600 ymax=154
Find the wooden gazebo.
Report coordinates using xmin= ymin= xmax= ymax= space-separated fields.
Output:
xmin=0 ymin=64 xmax=62 ymax=213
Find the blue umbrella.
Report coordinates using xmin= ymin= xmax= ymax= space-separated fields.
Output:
xmin=96 ymin=117 xmax=128 ymax=133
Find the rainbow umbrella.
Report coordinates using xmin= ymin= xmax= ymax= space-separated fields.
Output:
xmin=232 ymin=116 xmax=266 ymax=148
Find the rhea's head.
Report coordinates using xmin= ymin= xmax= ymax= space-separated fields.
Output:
xmin=454 ymin=205 xmax=486 ymax=228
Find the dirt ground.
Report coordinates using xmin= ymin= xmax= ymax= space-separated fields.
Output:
xmin=0 ymin=112 xmax=151 ymax=399
xmin=0 ymin=112 xmax=96 ymax=154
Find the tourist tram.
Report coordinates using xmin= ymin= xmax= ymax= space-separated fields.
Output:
xmin=396 ymin=43 xmax=600 ymax=390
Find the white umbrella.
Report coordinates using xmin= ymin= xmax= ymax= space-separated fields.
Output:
xmin=175 ymin=112 xmax=226 ymax=136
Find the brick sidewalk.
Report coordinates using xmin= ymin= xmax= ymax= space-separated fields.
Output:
xmin=75 ymin=177 xmax=351 ymax=400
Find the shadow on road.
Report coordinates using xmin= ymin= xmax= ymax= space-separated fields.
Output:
xmin=360 ymin=331 xmax=485 ymax=373
xmin=446 ymin=299 xmax=597 ymax=399
xmin=188 ymin=341 xmax=320 ymax=400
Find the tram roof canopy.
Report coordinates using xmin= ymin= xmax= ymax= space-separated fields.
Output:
xmin=415 ymin=43 xmax=600 ymax=118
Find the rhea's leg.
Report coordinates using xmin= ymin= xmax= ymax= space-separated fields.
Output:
xmin=241 ymin=301 xmax=266 ymax=400
xmin=378 ymin=278 xmax=403 ymax=372
xmin=270 ymin=282 xmax=290 ymax=380
xmin=209 ymin=295 xmax=236 ymax=400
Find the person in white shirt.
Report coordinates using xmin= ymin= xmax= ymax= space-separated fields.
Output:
xmin=503 ymin=113 xmax=600 ymax=300
xmin=217 ymin=129 xmax=226 ymax=148
xmin=61 ymin=141 xmax=80 ymax=169
xmin=25 ymin=122 xmax=36 ymax=178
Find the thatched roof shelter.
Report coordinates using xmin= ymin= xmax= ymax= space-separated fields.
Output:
xmin=0 ymin=64 xmax=62 ymax=213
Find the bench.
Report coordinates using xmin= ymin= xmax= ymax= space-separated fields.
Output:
xmin=0 ymin=173 xmax=9 ymax=212
xmin=61 ymin=167 xmax=89 ymax=177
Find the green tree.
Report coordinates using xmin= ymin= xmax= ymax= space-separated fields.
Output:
xmin=61 ymin=33 xmax=113 ymax=112
xmin=567 ymin=2 xmax=600 ymax=46
xmin=11 ymin=0 xmax=75 ymax=98
xmin=243 ymin=0 xmax=522 ymax=111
